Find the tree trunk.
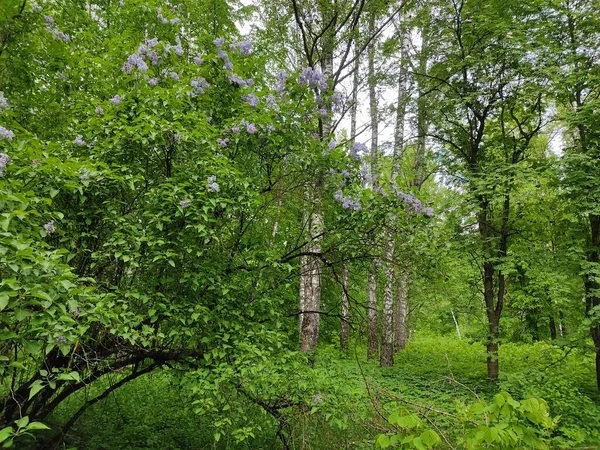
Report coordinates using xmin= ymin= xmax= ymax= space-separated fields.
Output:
xmin=451 ymin=310 xmax=462 ymax=340
xmin=300 ymin=202 xmax=323 ymax=353
xmin=380 ymin=241 xmax=395 ymax=366
xmin=367 ymin=271 xmax=378 ymax=359
xmin=366 ymin=11 xmax=380 ymax=361
xmin=395 ymin=269 xmax=408 ymax=350
xmin=487 ymin=318 xmax=499 ymax=380
xmin=549 ymin=317 xmax=557 ymax=340
xmin=413 ymin=18 xmax=429 ymax=189
xmin=340 ymin=261 xmax=350 ymax=352
xmin=587 ymin=214 xmax=600 ymax=390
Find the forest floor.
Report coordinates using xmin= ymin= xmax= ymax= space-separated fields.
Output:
xmin=47 ymin=336 xmax=600 ymax=449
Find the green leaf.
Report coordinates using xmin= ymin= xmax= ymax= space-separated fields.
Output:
xmin=0 ymin=295 xmax=8 ymax=311
xmin=376 ymin=434 xmax=390 ymax=448
xmin=0 ymin=428 xmax=12 ymax=444
xmin=28 ymin=380 xmax=45 ymax=400
xmin=14 ymin=417 xmax=28 ymax=429
xmin=26 ymin=422 xmax=50 ymax=431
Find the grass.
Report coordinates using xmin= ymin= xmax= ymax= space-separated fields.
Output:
xmin=36 ymin=335 xmax=600 ymax=449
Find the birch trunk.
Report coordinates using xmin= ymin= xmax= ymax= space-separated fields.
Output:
xmin=380 ymin=241 xmax=395 ymax=366
xmin=340 ymin=262 xmax=350 ymax=352
xmin=395 ymin=269 xmax=408 ymax=350
xmin=366 ymin=12 xmax=379 ymax=360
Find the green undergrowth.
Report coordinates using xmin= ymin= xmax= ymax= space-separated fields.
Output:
xmin=42 ymin=336 xmax=600 ymax=449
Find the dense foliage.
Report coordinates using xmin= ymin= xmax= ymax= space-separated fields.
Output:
xmin=1 ymin=0 xmax=600 ymax=448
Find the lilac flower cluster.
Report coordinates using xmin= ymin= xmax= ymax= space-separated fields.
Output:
xmin=74 ymin=135 xmax=85 ymax=146
xmin=351 ymin=142 xmax=367 ymax=161
xmin=109 ymin=94 xmax=121 ymax=105
xmin=179 ymin=198 xmax=190 ymax=208
xmin=0 ymin=153 xmax=9 ymax=176
xmin=217 ymin=138 xmax=229 ymax=148
xmin=95 ymin=105 xmax=104 ymax=115
xmin=334 ymin=190 xmax=361 ymax=210
xmin=297 ymin=67 xmax=328 ymax=90
xmin=227 ymin=74 xmax=253 ymax=88
xmin=242 ymin=93 xmax=260 ymax=108
xmin=265 ymin=94 xmax=278 ymax=110
xmin=45 ymin=15 xmax=71 ymax=43
xmin=206 ymin=175 xmax=219 ymax=192
xmin=157 ymin=7 xmax=180 ymax=25
xmin=229 ymin=40 xmax=252 ymax=56
xmin=191 ymin=77 xmax=210 ymax=95
xmin=44 ymin=220 xmax=55 ymax=234
xmin=0 ymin=93 xmax=8 ymax=112
xmin=166 ymin=42 xmax=184 ymax=56
xmin=31 ymin=2 xmax=42 ymax=12
xmin=122 ymin=52 xmax=148 ymax=73
xmin=330 ymin=92 xmax=344 ymax=114
xmin=246 ymin=123 xmax=256 ymax=134
xmin=122 ymin=39 xmax=163 ymax=74
xmin=0 ymin=126 xmax=14 ymax=141
xmin=148 ymin=77 xmax=158 ymax=86
xmin=193 ymin=56 xmax=203 ymax=65
xmin=395 ymin=191 xmax=432 ymax=216
xmin=276 ymin=70 xmax=287 ymax=94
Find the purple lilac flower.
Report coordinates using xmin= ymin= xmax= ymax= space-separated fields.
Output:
xmin=170 ymin=18 xmax=181 ymax=25
xmin=148 ymin=51 xmax=160 ymax=66
xmin=50 ymin=28 xmax=70 ymax=43
xmin=298 ymin=67 xmax=328 ymax=89
xmin=231 ymin=40 xmax=252 ymax=56
xmin=276 ymin=70 xmax=287 ymax=94
xmin=243 ymin=93 xmax=260 ymax=108
xmin=170 ymin=71 xmax=180 ymax=81
xmin=170 ymin=44 xmax=184 ymax=56
xmin=193 ymin=56 xmax=203 ymax=65
xmin=31 ymin=2 xmax=42 ymax=12
xmin=179 ymin=199 xmax=190 ymax=208
xmin=44 ymin=220 xmax=56 ymax=234
xmin=330 ymin=92 xmax=344 ymax=113
xmin=246 ymin=123 xmax=257 ymax=134
xmin=424 ymin=207 xmax=434 ymax=217
xmin=148 ymin=77 xmax=158 ymax=86
xmin=223 ymin=61 xmax=234 ymax=71
xmin=227 ymin=74 xmax=248 ymax=87
xmin=95 ymin=105 xmax=104 ymax=115
xmin=217 ymin=138 xmax=229 ymax=148
xmin=341 ymin=197 xmax=361 ymax=210
xmin=109 ymin=95 xmax=121 ymax=105
xmin=74 ymin=135 xmax=85 ymax=146
xmin=328 ymin=140 xmax=337 ymax=150
xmin=231 ymin=126 xmax=240 ymax=134
xmin=206 ymin=175 xmax=219 ymax=192
xmin=0 ymin=153 xmax=9 ymax=176
xmin=138 ymin=44 xmax=148 ymax=54
xmin=44 ymin=15 xmax=54 ymax=25
xmin=266 ymin=124 xmax=275 ymax=132
xmin=0 ymin=126 xmax=14 ymax=141
xmin=342 ymin=169 xmax=350 ymax=178
xmin=334 ymin=190 xmax=343 ymax=201
xmin=0 ymin=93 xmax=9 ymax=112
xmin=191 ymin=77 xmax=210 ymax=95
xmin=213 ymin=38 xmax=224 ymax=48
xmin=319 ymin=108 xmax=328 ymax=117
xmin=147 ymin=37 xmax=159 ymax=48
xmin=218 ymin=49 xmax=228 ymax=61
